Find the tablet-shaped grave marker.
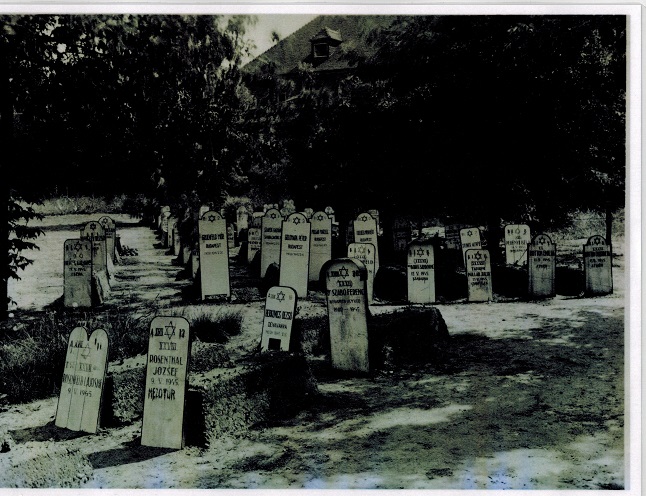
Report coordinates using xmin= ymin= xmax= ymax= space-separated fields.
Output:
xmin=198 ymin=211 xmax=230 ymax=300
xmin=198 ymin=205 xmax=210 ymax=219
xmin=460 ymin=227 xmax=482 ymax=266
xmin=391 ymin=217 xmax=411 ymax=254
xmin=55 ymin=327 xmax=109 ymax=433
xmin=167 ymin=218 xmax=178 ymax=250
xmin=466 ymin=249 xmax=493 ymax=302
xmin=159 ymin=206 xmax=170 ymax=230
xmin=504 ymin=224 xmax=531 ymax=266
xmin=279 ymin=212 xmax=311 ymax=298
xmin=353 ymin=212 xmax=380 ymax=276
xmin=247 ymin=224 xmax=262 ymax=264
xmin=141 ymin=316 xmax=191 ymax=449
xmin=261 ymin=208 xmax=283 ymax=277
xmin=64 ymin=239 xmax=93 ymax=308
xmin=528 ymin=234 xmax=556 ymax=298
xmin=260 ymin=286 xmax=297 ymax=352
xmin=190 ymin=245 xmax=200 ymax=280
xmin=98 ymin=216 xmax=116 ymax=263
xmin=80 ymin=221 xmax=107 ymax=273
xmin=583 ymin=235 xmax=613 ymax=296
xmin=407 ymin=240 xmax=436 ymax=304
xmin=236 ymin=206 xmax=249 ymax=236
xmin=172 ymin=222 xmax=181 ymax=256
xmin=324 ymin=205 xmax=336 ymax=223
xmin=309 ymin=211 xmax=332 ymax=283
xmin=445 ymin=224 xmax=463 ymax=250
xmin=324 ymin=259 xmax=370 ymax=373
xmin=347 ymin=243 xmax=376 ymax=303
xmin=161 ymin=210 xmax=171 ymax=244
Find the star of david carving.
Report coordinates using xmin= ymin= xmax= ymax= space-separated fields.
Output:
xmin=358 ymin=245 xmax=366 ymax=254
xmin=467 ymin=230 xmax=473 ymax=237
xmin=537 ymin=236 xmax=548 ymax=245
xmin=360 ymin=215 xmax=369 ymax=222
xmin=165 ymin=321 xmax=176 ymax=340
xmin=416 ymin=248 xmax=425 ymax=257
xmin=81 ymin=342 xmax=91 ymax=359
xmin=74 ymin=242 xmax=83 ymax=252
xmin=276 ymin=291 xmax=285 ymax=302
xmin=474 ymin=251 xmax=482 ymax=261
xmin=515 ymin=228 xmax=520 ymax=234
xmin=293 ymin=217 xmax=301 ymax=225
xmin=269 ymin=212 xmax=277 ymax=220
xmin=90 ymin=223 xmax=97 ymax=231
xmin=316 ymin=214 xmax=325 ymax=221
xmin=592 ymin=236 xmax=603 ymax=245
xmin=207 ymin=214 xmax=216 ymax=222
xmin=339 ymin=266 xmax=349 ymax=279
xmin=100 ymin=218 xmax=108 ymax=226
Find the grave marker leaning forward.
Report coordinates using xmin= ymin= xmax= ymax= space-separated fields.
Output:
xmin=583 ymin=235 xmax=613 ymax=296
xmin=55 ymin=327 xmax=109 ymax=433
xmin=260 ymin=286 xmax=297 ymax=352
xmin=460 ymin=227 xmax=482 ymax=266
xmin=141 ymin=316 xmax=191 ymax=449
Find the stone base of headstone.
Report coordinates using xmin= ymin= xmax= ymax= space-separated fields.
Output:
xmin=373 ymin=265 xmax=407 ymax=302
xmin=0 ymin=440 xmax=93 ymax=487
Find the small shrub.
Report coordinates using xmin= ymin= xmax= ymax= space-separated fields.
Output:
xmin=188 ymin=308 xmax=244 ymax=343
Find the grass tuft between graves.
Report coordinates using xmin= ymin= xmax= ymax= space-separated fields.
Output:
xmin=187 ymin=308 xmax=244 ymax=344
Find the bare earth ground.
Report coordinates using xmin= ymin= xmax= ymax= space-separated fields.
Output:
xmin=2 ymin=214 xmax=627 ymax=489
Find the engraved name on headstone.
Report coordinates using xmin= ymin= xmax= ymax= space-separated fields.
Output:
xmin=466 ymin=249 xmax=493 ymax=302
xmin=64 ymin=239 xmax=93 ymax=308
xmin=81 ymin=221 xmax=107 ymax=273
xmin=583 ymin=235 xmax=613 ymax=296
xmin=247 ymin=225 xmax=262 ymax=264
xmin=309 ymin=211 xmax=332 ymax=283
xmin=141 ymin=316 xmax=191 ymax=449
xmin=460 ymin=227 xmax=482 ymax=265
xmin=98 ymin=216 xmax=116 ymax=263
xmin=198 ymin=211 xmax=231 ymax=299
xmin=353 ymin=212 xmax=380 ymax=277
xmin=528 ymin=233 xmax=556 ymax=298
xmin=261 ymin=208 xmax=283 ymax=278
xmin=347 ymin=243 xmax=376 ymax=303
xmin=324 ymin=259 xmax=369 ymax=373
xmin=55 ymin=327 xmax=109 ymax=433
xmin=407 ymin=240 xmax=436 ymax=304
xmin=260 ymin=286 xmax=297 ymax=352
xmin=279 ymin=213 xmax=311 ymax=298
xmin=504 ymin=224 xmax=531 ymax=266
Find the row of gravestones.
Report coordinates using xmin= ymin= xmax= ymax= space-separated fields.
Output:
xmin=63 ymin=217 xmax=118 ymax=308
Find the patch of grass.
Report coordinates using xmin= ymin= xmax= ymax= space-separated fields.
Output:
xmin=187 ymin=308 xmax=244 ymax=344
xmin=31 ymin=194 xmax=144 ymax=216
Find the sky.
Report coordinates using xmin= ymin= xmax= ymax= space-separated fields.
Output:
xmin=244 ymin=14 xmax=317 ymax=59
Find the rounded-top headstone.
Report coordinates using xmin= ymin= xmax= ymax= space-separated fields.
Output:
xmin=279 ymin=212 xmax=311 ymax=298
xmin=583 ymin=234 xmax=612 ymax=296
xmin=528 ymin=233 xmax=556 ymax=298
xmin=261 ymin=208 xmax=283 ymax=278
xmin=407 ymin=239 xmax=436 ymax=304
xmin=261 ymin=286 xmax=298 ymax=352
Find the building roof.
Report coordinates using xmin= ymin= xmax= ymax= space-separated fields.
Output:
xmin=243 ymin=15 xmax=398 ymax=76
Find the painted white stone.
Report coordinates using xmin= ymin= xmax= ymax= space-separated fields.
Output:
xmin=279 ymin=213 xmax=311 ymax=298
xmin=407 ymin=240 xmax=436 ymax=304
xmin=504 ymin=224 xmax=531 ymax=265
xmin=583 ymin=235 xmax=613 ymax=296
xmin=460 ymin=227 xmax=482 ymax=265
xmin=261 ymin=208 xmax=283 ymax=278
xmin=260 ymin=286 xmax=297 ymax=352
xmin=347 ymin=243 xmax=376 ymax=303
xmin=63 ymin=239 xmax=93 ymax=308
xmin=528 ymin=233 xmax=556 ymax=298
xmin=466 ymin=249 xmax=493 ymax=302
xmin=324 ymin=259 xmax=369 ymax=373
xmin=55 ymin=327 xmax=109 ymax=433
xmin=353 ymin=212 xmax=380 ymax=277
xmin=198 ymin=211 xmax=230 ymax=299
xmin=141 ymin=316 xmax=191 ymax=449
xmin=309 ymin=211 xmax=332 ymax=283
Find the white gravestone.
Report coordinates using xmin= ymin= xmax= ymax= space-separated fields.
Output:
xmin=55 ymin=327 xmax=109 ymax=433
xmin=261 ymin=208 xmax=283 ymax=277
xmin=309 ymin=211 xmax=332 ymax=283
xmin=466 ymin=249 xmax=493 ymax=302
xmin=141 ymin=316 xmax=191 ymax=449
xmin=528 ymin=233 xmax=556 ymax=298
xmin=161 ymin=211 xmax=171 ymax=247
xmin=98 ymin=216 xmax=116 ymax=263
xmin=279 ymin=213 xmax=311 ymax=298
xmin=367 ymin=209 xmax=381 ymax=235
xmin=167 ymin=218 xmax=178 ymax=251
xmin=460 ymin=227 xmax=482 ymax=265
xmin=172 ymin=223 xmax=181 ymax=256
xmin=247 ymin=226 xmax=262 ymax=264
xmin=445 ymin=224 xmax=463 ymax=250
xmin=81 ymin=221 xmax=108 ymax=275
xmin=190 ymin=246 xmax=200 ymax=280
xmin=198 ymin=205 xmax=210 ymax=219
xmin=347 ymin=243 xmax=376 ymax=304
xmin=198 ymin=211 xmax=230 ymax=299
xmin=64 ymin=239 xmax=93 ymax=308
xmin=324 ymin=205 xmax=336 ymax=224
xmin=260 ymin=286 xmax=297 ymax=352
xmin=504 ymin=224 xmax=531 ymax=265
xmin=227 ymin=224 xmax=235 ymax=249
xmin=353 ymin=212 xmax=380 ymax=277
xmin=583 ymin=235 xmax=613 ymax=296
xmin=236 ymin=206 xmax=249 ymax=236
xmin=407 ymin=240 xmax=436 ymax=304
xmin=324 ymin=259 xmax=370 ymax=373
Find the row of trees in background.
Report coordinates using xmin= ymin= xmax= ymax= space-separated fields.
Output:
xmin=2 ymin=14 xmax=626 ymax=316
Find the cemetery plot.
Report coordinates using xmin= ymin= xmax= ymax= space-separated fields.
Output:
xmin=261 ymin=208 xmax=283 ymax=277
xmin=55 ymin=327 xmax=109 ymax=433
xmin=198 ymin=211 xmax=230 ymax=299
xmin=63 ymin=239 xmax=93 ymax=308
xmin=528 ymin=233 xmax=556 ymax=298
xmin=504 ymin=224 xmax=531 ymax=265
xmin=260 ymin=286 xmax=297 ymax=352
xmin=459 ymin=227 xmax=482 ymax=266
xmin=407 ymin=240 xmax=436 ymax=304
xmin=309 ymin=211 xmax=332 ymax=282
xmin=353 ymin=212 xmax=380 ymax=276
xmin=324 ymin=258 xmax=370 ymax=373
xmin=347 ymin=243 xmax=376 ymax=303
xmin=583 ymin=235 xmax=613 ymax=296
xmin=141 ymin=316 xmax=191 ymax=450
xmin=279 ymin=212 xmax=311 ymax=298
xmin=98 ymin=216 xmax=116 ymax=263
xmin=466 ymin=249 xmax=493 ymax=302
